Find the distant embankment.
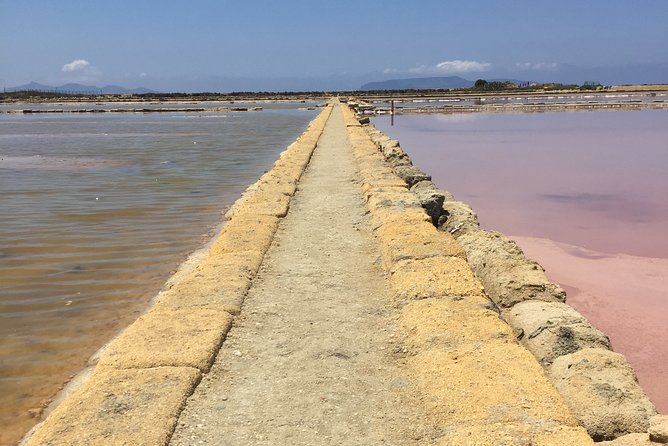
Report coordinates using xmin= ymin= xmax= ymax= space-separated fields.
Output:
xmin=1 ymin=106 xmax=266 ymax=114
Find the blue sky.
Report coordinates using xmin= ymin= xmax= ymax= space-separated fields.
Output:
xmin=1 ymin=0 xmax=667 ymax=91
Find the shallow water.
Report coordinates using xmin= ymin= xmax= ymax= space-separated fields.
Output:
xmin=374 ymin=110 xmax=668 ymax=412
xmin=376 ymin=111 xmax=668 ymax=258
xmin=0 ymin=104 xmax=319 ymax=445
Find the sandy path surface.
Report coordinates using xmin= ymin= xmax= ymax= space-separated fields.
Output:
xmin=170 ymin=106 xmax=434 ymax=445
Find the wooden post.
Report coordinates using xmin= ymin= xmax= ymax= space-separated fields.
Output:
xmin=391 ymin=100 xmax=395 ymax=126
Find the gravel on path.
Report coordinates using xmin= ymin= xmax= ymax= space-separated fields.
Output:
xmin=169 ymin=104 xmax=436 ymax=445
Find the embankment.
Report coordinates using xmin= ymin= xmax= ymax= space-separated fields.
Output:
xmin=21 ymin=100 xmax=668 ymax=445
xmin=20 ymin=104 xmax=333 ymax=445
xmin=341 ymin=104 xmax=590 ymax=444
xmin=344 ymin=101 xmax=665 ymax=444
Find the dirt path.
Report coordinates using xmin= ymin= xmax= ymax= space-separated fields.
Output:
xmin=169 ymin=105 xmax=435 ymax=445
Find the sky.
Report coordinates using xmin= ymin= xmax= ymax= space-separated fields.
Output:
xmin=1 ymin=0 xmax=667 ymax=92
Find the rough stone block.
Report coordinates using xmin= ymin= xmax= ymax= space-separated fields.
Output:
xmin=435 ymin=423 xmax=594 ymax=446
xmin=456 ymin=230 xmax=566 ymax=308
xmin=24 ymin=367 xmax=200 ymax=446
xmin=549 ymin=348 xmax=657 ymax=441
xmin=368 ymin=206 xmax=432 ymax=231
xmin=156 ymin=252 xmax=262 ymax=315
xmin=362 ymin=185 xmax=408 ymax=203
xmin=257 ymin=170 xmax=299 ymax=196
xmin=273 ymin=158 xmax=310 ymax=182
xmin=599 ymin=433 xmax=654 ymax=445
xmin=650 ymin=415 xmax=668 ymax=443
xmin=356 ymin=157 xmax=394 ymax=174
xmin=238 ymin=189 xmax=292 ymax=218
xmin=439 ymin=199 xmax=479 ymax=234
xmin=376 ymin=220 xmax=466 ymax=268
xmin=209 ymin=216 xmax=280 ymax=256
xmin=401 ymin=297 xmax=513 ymax=351
xmin=205 ymin=249 xmax=266 ymax=276
xmin=97 ymin=306 xmax=233 ymax=372
xmin=506 ymin=300 xmax=612 ymax=366
xmin=360 ymin=176 xmax=408 ymax=193
xmin=393 ymin=164 xmax=431 ymax=187
xmin=366 ymin=190 xmax=422 ymax=212
xmin=648 ymin=415 xmax=668 ymax=443
xmin=409 ymin=341 xmax=579 ymax=427
xmin=410 ymin=180 xmax=446 ymax=225
xmin=158 ymin=278 xmax=248 ymax=315
xmin=389 ymin=256 xmax=484 ymax=301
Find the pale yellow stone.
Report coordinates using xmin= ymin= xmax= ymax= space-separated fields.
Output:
xmin=233 ymin=189 xmax=292 ymax=218
xmin=376 ymin=220 xmax=466 ymax=267
xmin=362 ymin=185 xmax=409 ymax=202
xmin=158 ymin=278 xmax=248 ymax=315
xmin=367 ymin=190 xmax=422 ymax=212
xmin=24 ymin=367 xmax=200 ymax=446
xmin=436 ymin=423 xmax=594 ymax=446
xmin=272 ymin=157 xmax=310 ymax=182
xmin=389 ymin=256 xmax=484 ymax=300
xmin=256 ymin=170 xmax=299 ymax=196
xmin=361 ymin=177 xmax=408 ymax=193
xmin=97 ymin=306 xmax=233 ymax=371
xmin=401 ymin=297 xmax=513 ymax=351
xmin=209 ymin=215 xmax=280 ymax=256
xmin=369 ymin=206 xmax=432 ymax=231
xmin=409 ymin=342 xmax=579 ymax=427
xmin=156 ymin=250 xmax=264 ymax=315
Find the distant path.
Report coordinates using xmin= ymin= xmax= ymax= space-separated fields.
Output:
xmin=169 ymin=105 xmax=435 ymax=445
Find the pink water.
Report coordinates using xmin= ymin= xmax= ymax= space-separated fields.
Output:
xmin=375 ymin=110 xmax=668 ymax=413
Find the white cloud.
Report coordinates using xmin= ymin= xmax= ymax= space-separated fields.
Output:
xmin=435 ymin=60 xmax=492 ymax=73
xmin=383 ymin=67 xmax=399 ymax=74
xmin=515 ymin=62 xmax=558 ymax=71
xmin=60 ymin=59 xmax=101 ymax=82
xmin=409 ymin=60 xmax=491 ymax=75
xmin=139 ymin=72 xmax=148 ymax=78
xmin=62 ymin=59 xmax=91 ymax=72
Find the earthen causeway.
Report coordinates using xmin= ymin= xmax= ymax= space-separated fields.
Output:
xmin=21 ymin=100 xmax=666 ymax=445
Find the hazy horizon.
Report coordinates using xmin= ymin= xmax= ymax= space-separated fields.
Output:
xmin=2 ymin=0 xmax=667 ymax=92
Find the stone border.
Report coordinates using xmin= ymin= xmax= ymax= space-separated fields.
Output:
xmin=340 ymin=103 xmax=594 ymax=444
xmin=346 ymin=101 xmax=660 ymax=442
xmin=20 ymin=104 xmax=333 ymax=446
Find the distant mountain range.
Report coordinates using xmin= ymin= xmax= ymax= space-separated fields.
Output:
xmin=6 ymin=82 xmax=157 ymax=94
xmin=359 ymin=76 xmax=526 ymax=91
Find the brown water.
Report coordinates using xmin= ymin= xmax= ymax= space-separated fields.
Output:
xmin=0 ymin=103 xmax=319 ymax=445
xmin=374 ymin=109 xmax=668 ymax=413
